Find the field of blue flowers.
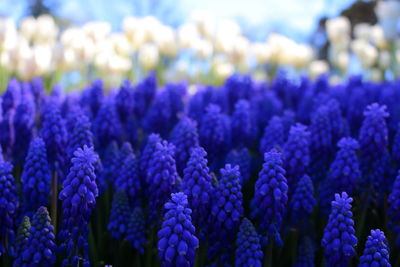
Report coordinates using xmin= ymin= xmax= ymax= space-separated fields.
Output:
xmin=0 ymin=72 xmax=399 ymax=267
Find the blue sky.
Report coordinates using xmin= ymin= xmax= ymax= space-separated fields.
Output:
xmin=1 ymin=0 xmax=354 ymax=42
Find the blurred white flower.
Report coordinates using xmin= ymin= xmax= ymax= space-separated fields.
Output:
xmin=155 ymin=26 xmax=178 ymax=57
xmin=190 ymin=10 xmax=215 ymax=38
xmin=252 ymin=42 xmax=271 ymax=65
xmin=378 ymin=50 xmax=391 ymax=69
xmin=214 ymin=19 xmax=241 ymax=53
xmin=193 ymin=38 xmax=213 ymax=59
xmin=33 ymin=45 xmax=53 ymax=75
xmin=34 ymin=15 xmax=58 ymax=44
xmin=335 ymin=51 xmax=349 ymax=72
xmin=19 ymin=17 xmax=37 ymax=42
xmin=83 ymin=21 xmax=111 ymax=43
xmin=375 ymin=0 xmax=400 ymax=40
xmin=370 ymin=25 xmax=389 ymax=49
xmin=107 ymin=54 xmax=132 ymax=74
xmin=292 ymin=44 xmax=313 ymax=69
xmin=138 ymin=43 xmax=159 ymax=70
xmin=354 ymin=23 xmax=371 ymax=41
xmin=212 ymin=57 xmax=234 ymax=80
xmin=110 ymin=33 xmax=132 ymax=57
xmin=0 ymin=18 xmax=18 ymax=51
xmin=326 ymin=17 xmax=351 ymax=44
xmin=178 ymin=23 xmax=199 ymax=49
xmin=229 ymin=35 xmax=250 ymax=64
xmin=351 ymin=39 xmax=378 ymax=68
xmin=16 ymin=43 xmax=35 ymax=80
xmin=309 ymin=60 xmax=329 ymax=78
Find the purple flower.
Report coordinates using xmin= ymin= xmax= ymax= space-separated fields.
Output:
xmin=21 ymin=138 xmax=51 ymax=215
xmin=59 ymin=146 xmax=98 ymax=266
xmin=260 ymin=116 xmax=285 ymax=155
xmin=157 ymin=192 xmax=198 ymax=267
xmin=359 ymin=229 xmax=391 ymax=267
xmin=283 ymin=123 xmax=310 ymax=187
xmin=208 ymin=164 xmax=243 ymax=261
xmin=231 ymin=99 xmax=257 ymax=147
xmin=182 ymin=146 xmax=213 ymax=228
xmin=321 ymin=192 xmax=357 ymax=267
xmin=146 ymin=141 xmax=179 ymax=223
xmin=108 ymin=191 xmax=131 ymax=239
xmin=235 ymin=218 xmax=263 ymax=267
xmin=19 ymin=207 xmax=56 ymax=266
xmin=0 ymin=161 xmax=19 ymax=256
xmin=252 ymin=149 xmax=288 ymax=245
xmin=169 ymin=117 xmax=199 ymax=175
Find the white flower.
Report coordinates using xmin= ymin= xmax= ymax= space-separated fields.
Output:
xmin=193 ymin=38 xmax=213 ymax=59
xmin=138 ymin=43 xmax=159 ymax=70
xmin=178 ymin=23 xmax=199 ymax=49
xmin=110 ymin=33 xmax=132 ymax=57
xmin=107 ymin=54 xmax=132 ymax=74
xmin=190 ymin=10 xmax=215 ymax=38
xmin=252 ymin=42 xmax=271 ymax=65
xmin=309 ymin=60 xmax=329 ymax=78
xmin=83 ymin=21 xmax=111 ymax=43
xmin=34 ymin=15 xmax=58 ymax=44
xmin=229 ymin=35 xmax=250 ymax=64
xmin=335 ymin=51 xmax=349 ymax=72
xmin=33 ymin=45 xmax=53 ymax=75
xmin=292 ymin=44 xmax=313 ymax=69
xmin=19 ymin=17 xmax=37 ymax=41
xmin=354 ymin=23 xmax=371 ymax=40
xmin=0 ymin=18 xmax=18 ymax=51
xmin=155 ymin=26 xmax=177 ymax=57
xmin=370 ymin=25 xmax=389 ymax=49
xmin=378 ymin=50 xmax=391 ymax=69
xmin=326 ymin=17 xmax=351 ymax=44
xmin=351 ymin=39 xmax=378 ymax=68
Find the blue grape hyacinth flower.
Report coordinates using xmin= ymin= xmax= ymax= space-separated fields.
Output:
xmin=18 ymin=207 xmax=56 ymax=267
xmin=181 ymin=146 xmax=213 ymax=229
xmin=0 ymin=161 xmax=19 ymax=256
xmin=169 ymin=117 xmax=199 ymax=175
xmin=252 ymin=149 xmax=288 ymax=246
xmin=59 ymin=146 xmax=99 ymax=267
xmin=359 ymin=229 xmax=391 ymax=267
xmin=108 ymin=191 xmax=131 ymax=240
xmin=20 ymin=137 xmax=51 ymax=215
xmin=235 ymin=218 xmax=263 ymax=267
xmin=146 ymin=140 xmax=179 ymax=223
xmin=157 ymin=192 xmax=199 ymax=267
xmin=321 ymin=192 xmax=357 ymax=267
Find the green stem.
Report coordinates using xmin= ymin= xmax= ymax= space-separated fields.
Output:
xmin=89 ymin=224 xmax=98 ymax=266
xmin=264 ymin=240 xmax=273 ymax=267
xmin=146 ymin=226 xmax=155 ymax=267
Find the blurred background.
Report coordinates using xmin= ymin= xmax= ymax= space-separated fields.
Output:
xmin=0 ymin=0 xmax=399 ymax=90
